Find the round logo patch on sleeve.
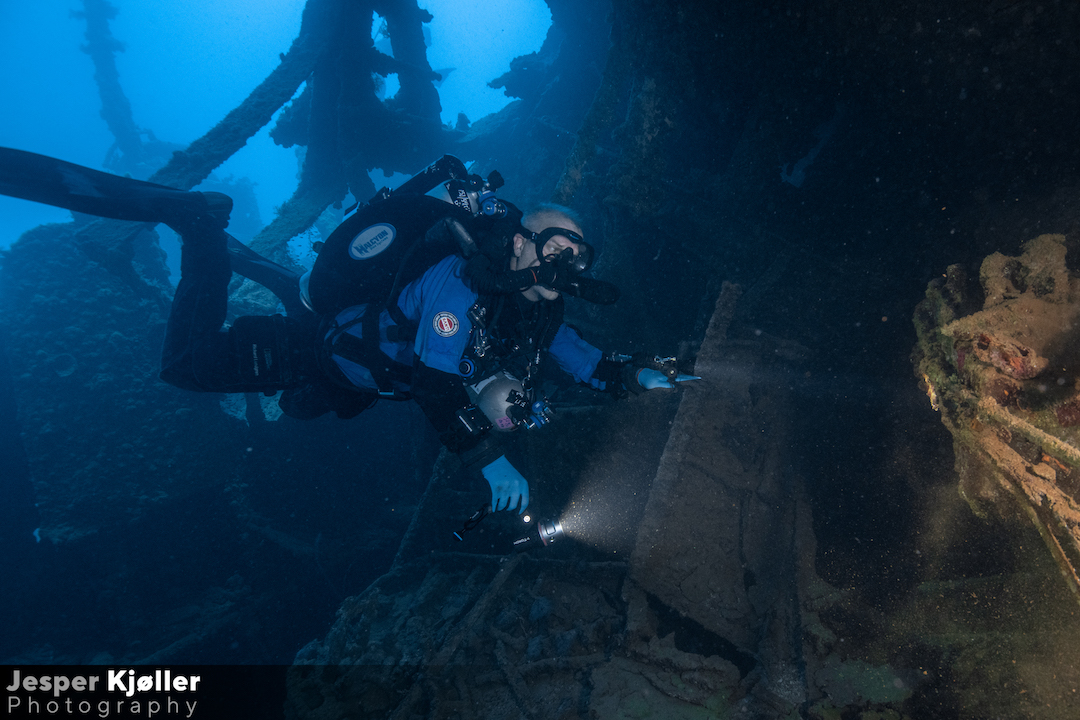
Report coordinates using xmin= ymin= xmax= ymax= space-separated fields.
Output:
xmin=432 ymin=311 xmax=460 ymax=337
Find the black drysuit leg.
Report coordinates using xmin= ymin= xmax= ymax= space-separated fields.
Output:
xmin=0 ymin=146 xmax=314 ymax=393
xmin=158 ymin=223 xmax=239 ymax=392
xmin=159 ymin=220 xmax=317 ymax=394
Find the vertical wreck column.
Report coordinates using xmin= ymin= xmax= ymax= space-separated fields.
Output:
xmin=77 ymin=0 xmax=146 ymax=171
xmin=375 ymin=0 xmax=441 ymax=129
xmin=630 ymin=282 xmax=811 ymax=710
xmin=249 ymin=0 xmax=365 ymax=263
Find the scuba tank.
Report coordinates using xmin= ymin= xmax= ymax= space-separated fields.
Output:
xmin=303 ymin=153 xmax=617 ymax=315
xmin=305 ymin=193 xmax=471 ymax=315
xmin=304 ymin=155 xmax=509 ymax=317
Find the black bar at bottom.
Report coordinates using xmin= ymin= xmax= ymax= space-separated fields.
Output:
xmin=2 ymin=666 xmax=288 ymax=720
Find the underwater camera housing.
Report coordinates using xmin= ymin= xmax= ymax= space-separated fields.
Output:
xmin=465 ymin=371 xmax=555 ymax=433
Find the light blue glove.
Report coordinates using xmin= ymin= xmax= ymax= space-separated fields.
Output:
xmin=481 ymin=456 xmax=530 ymax=513
xmin=636 ymin=368 xmax=701 ymax=390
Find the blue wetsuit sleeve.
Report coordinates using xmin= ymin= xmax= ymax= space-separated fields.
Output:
xmin=397 ymin=256 xmax=477 ymax=375
xmin=398 ymin=256 xmax=502 ymax=468
xmin=548 ymin=324 xmax=604 ymax=388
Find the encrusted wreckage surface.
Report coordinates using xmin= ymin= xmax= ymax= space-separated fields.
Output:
xmin=914 ymin=233 xmax=1080 ymax=604
xmin=286 ymin=553 xmax=746 ymax=720
xmin=286 ymin=285 xmax=916 ymax=719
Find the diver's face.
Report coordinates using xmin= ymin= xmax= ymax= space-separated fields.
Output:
xmin=511 ymin=227 xmax=584 ymax=302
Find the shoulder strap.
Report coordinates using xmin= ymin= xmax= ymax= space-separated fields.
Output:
xmin=322 ymin=311 xmax=413 ymax=398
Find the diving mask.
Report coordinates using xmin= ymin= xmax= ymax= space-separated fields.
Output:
xmin=531 ymin=227 xmax=594 ymax=275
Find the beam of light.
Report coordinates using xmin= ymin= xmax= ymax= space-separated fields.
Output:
xmin=552 ymin=364 xmax=743 ymax=555
xmin=554 ymin=353 xmax=894 ymax=556
xmin=558 ymin=455 xmax=651 ymax=557
xmin=691 ymin=357 xmax=902 ymax=403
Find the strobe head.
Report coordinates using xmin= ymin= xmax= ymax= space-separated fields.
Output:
xmin=537 ymin=518 xmax=564 ymax=546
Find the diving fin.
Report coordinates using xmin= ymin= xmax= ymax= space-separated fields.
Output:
xmin=0 ymin=147 xmax=307 ymax=316
xmin=0 ymin=146 xmax=228 ymax=232
xmin=226 ymin=236 xmax=306 ymax=317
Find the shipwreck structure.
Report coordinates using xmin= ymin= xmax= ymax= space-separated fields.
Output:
xmin=284 ymin=284 xmax=868 ymax=718
xmin=914 ymin=234 xmax=1080 ymax=605
xmin=5 ymin=0 xmax=1080 ymax=717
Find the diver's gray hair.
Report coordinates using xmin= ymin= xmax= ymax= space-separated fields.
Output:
xmin=522 ymin=203 xmax=584 ymax=234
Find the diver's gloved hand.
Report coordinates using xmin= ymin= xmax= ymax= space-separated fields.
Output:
xmin=481 ymin=456 xmax=530 ymax=513
xmin=635 ymin=368 xmax=701 ymax=390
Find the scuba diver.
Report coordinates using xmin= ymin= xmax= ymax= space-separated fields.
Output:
xmin=0 ymin=148 xmax=695 ymax=515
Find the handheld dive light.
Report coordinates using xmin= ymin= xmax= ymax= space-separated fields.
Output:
xmin=513 ymin=516 xmax=564 ymax=549
xmin=453 ymin=504 xmax=490 ymax=541
xmin=608 ymin=352 xmax=682 ymax=383
xmin=454 ymin=506 xmax=565 ymax=550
